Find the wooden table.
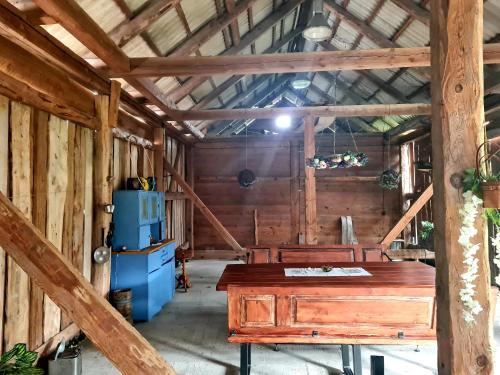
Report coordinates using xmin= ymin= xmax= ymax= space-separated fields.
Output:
xmin=217 ymin=262 xmax=436 ymax=375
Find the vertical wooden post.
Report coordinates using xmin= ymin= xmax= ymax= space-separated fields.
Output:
xmin=0 ymin=95 xmax=8 ymax=354
xmin=290 ymin=140 xmax=300 ymax=243
xmin=154 ymin=128 xmax=166 ymax=192
xmin=431 ymin=0 xmax=494 ymax=373
xmin=303 ymin=116 xmax=318 ymax=244
xmin=91 ymin=94 xmax=113 ymax=297
xmin=185 ymin=146 xmax=195 ymax=254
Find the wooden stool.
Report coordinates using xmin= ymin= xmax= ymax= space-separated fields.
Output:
xmin=176 ymin=248 xmax=192 ymax=292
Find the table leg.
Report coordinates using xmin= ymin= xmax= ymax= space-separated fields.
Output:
xmin=352 ymin=345 xmax=362 ymax=375
xmin=341 ymin=345 xmax=350 ymax=369
xmin=240 ymin=343 xmax=251 ymax=375
xmin=370 ymin=355 xmax=384 ymax=375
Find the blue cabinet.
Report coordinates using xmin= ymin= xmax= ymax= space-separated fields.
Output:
xmin=111 ymin=240 xmax=176 ymax=322
xmin=112 ymin=191 xmax=166 ymax=250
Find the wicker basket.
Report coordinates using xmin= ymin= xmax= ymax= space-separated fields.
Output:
xmin=481 ymin=182 xmax=500 ymax=208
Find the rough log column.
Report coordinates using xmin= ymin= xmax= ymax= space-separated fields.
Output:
xmin=431 ymin=0 xmax=494 ymax=373
xmin=304 ymin=116 xmax=318 ymax=244
xmin=91 ymin=92 xmax=114 ymax=297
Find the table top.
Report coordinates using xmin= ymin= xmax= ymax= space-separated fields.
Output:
xmin=111 ymin=239 xmax=175 ymax=255
xmin=216 ymin=261 xmax=435 ymax=291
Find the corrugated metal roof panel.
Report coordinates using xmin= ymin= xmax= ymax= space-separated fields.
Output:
xmin=344 ymin=0 xmax=379 ymax=21
xmin=369 ymin=2 xmax=407 ymax=39
xmin=177 ymin=96 xmax=195 ymax=110
xmin=148 ymin=9 xmax=188 ymax=55
xmin=237 ymin=10 xmax=251 ymax=36
xmin=254 ymin=29 xmax=274 ymax=53
xmin=199 ymin=32 xmax=226 ymax=55
xmin=76 ymin=0 xmax=126 ymax=32
xmin=220 ymin=86 xmax=238 ymax=103
xmin=211 ymin=74 xmax=234 ymax=86
xmin=156 ymin=77 xmax=180 ymax=93
xmin=282 ymin=12 xmax=297 ymax=36
xmin=190 ymin=80 xmax=214 ymax=101
xmin=43 ymin=24 xmax=92 ymax=56
xmin=181 ymin=0 xmax=217 ymax=33
xmin=485 ymin=0 xmax=500 ymax=40
xmin=252 ymin=0 xmax=274 ymax=24
xmin=397 ymin=21 xmax=430 ymax=47
xmin=124 ymin=0 xmax=148 ymax=13
xmin=122 ymin=35 xmax=157 ymax=57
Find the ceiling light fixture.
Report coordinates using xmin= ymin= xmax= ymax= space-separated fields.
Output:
xmin=276 ymin=115 xmax=292 ymax=129
xmin=291 ymin=74 xmax=311 ymax=90
xmin=303 ymin=0 xmax=331 ymax=42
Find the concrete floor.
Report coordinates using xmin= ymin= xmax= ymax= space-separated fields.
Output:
xmin=82 ymin=260 xmax=500 ymax=375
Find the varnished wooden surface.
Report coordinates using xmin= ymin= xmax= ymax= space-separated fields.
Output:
xmin=111 ymin=239 xmax=176 ymax=255
xmin=217 ymin=261 xmax=435 ymax=291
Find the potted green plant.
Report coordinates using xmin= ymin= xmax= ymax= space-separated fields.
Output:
xmin=379 ymin=169 xmax=400 ymax=190
xmin=476 ymin=140 xmax=500 ymax=208
xmin=0 ymin=343 xmax=44 ymax=375
xmin=419 ymin=221 xmax=434 ymax=250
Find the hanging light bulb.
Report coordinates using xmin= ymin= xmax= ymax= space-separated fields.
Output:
xmin=291 ymin=72 xmax=311 ymax=89
xmin=303 ymin=0 xmax=331 ymax=42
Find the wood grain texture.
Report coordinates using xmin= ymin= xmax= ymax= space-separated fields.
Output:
xmin=304 ymin=117 xmax=317 ymax=245
xmin=192 ymin=136 xmax=400 ymax=255
xmin=82 ymin=128 xmax=93 ymax=281
xmin=117 ymin=44 xmax=500 ymax=78
xmin=431 ymin=0 xmax=494 ymax=372
xmin=167 ymin=103 xmax=431 ymax=121
xmin=165 ymin=159 xmax=244 ymax=253
xmin=30 ymin=109 xmax=49 ymax=349
xmin=0 ymin=193 xmax=176 ymax=374
xmin=44 ymin=115 xmax=69 ymax=342
xmin=91 ymin=95 xmax=113 ymax=297
xmin=0 ymin=95 xmax=8 ymax=354
xmin=218 ymin=262 xmax=436 ymax=344
xmin=154 ymin=128 xmax=166 ymax=192
xmin=32 ymin=0 xmax=129 ymax=73
xmin=5 ymin=101 xmax=32 ymax=350
xmin=381 ymin=184 xmax=433 ymax=245
xmin=61 ymin=123 xmax=75 ymax=329
xmin=0 ymin=35 xmax=97 ymax=128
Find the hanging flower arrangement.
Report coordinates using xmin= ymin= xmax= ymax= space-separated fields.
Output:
xmin=458 ymin=190 xmax=484 ymax=324
xmin=307 ymin=151 xmax=368 ymax=170
xmin=379 ymin=169 xmax=400 ymax=190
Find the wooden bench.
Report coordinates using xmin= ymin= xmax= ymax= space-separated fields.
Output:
xmin=246 ymin=244 xmax=389 ymax=264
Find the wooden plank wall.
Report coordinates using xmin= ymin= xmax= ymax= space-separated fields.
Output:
xmin=193 ymin=135 xmax=400 ymax=258
xmin=0 ymin=94 xmax=93 ymax=351
xmin=166 ymin=137 xmax=186 ymax=247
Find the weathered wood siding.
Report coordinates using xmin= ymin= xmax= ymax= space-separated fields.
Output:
xmin=0 ymin=95 xmax=94 ymax=351
xmin=193 ymin=135 xmax=400 ymax=258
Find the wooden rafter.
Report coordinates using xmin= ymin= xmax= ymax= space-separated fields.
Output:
xmin=166 ymin=0 xmax=306 ymax=104
xmin=225 ymin=0 xmax=241 ymax=46
xmin=107 ymin=44 xmax=500 ymax=78
xmin=109 ymin=0 xmax=179 ymax=47
xmin=390 ymin=0 xmax=430 ymax=27
xmin=169 ymin=103 xmax=431 ymax=121
xmin=33 ymin=0 xmax=200 ymax=138
xmin=168 ymin=0 xmax=259 ymax=58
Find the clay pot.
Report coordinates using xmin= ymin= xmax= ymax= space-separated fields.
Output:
xmin=481 ymin=182 xmax=500 ymax=208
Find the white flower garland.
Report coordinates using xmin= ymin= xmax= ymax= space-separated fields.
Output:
xmin=458 ymin=190 xmax=483 ymax=324
xmin=492 ymin=227 xmax=500 ymax=286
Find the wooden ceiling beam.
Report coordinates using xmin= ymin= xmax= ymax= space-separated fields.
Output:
xmin=109 ymin=0 xmax=179 ymax=47
xmin=323 ymin=0 xmax=431 ymax=79
xmin=33 ymin=0 xmax=200 ymax=138
xmin=168 ymin=103 xmax=431 ymax=121
xmin=110 ymin=44 xmax=500 ymax=77
xmin=167 ymin=0 xmax=305 ymax=104
xmin=0 ymin=1 xmax=186 ymax=142
xmin=32 ymin=0 xmax=130 ymax=73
